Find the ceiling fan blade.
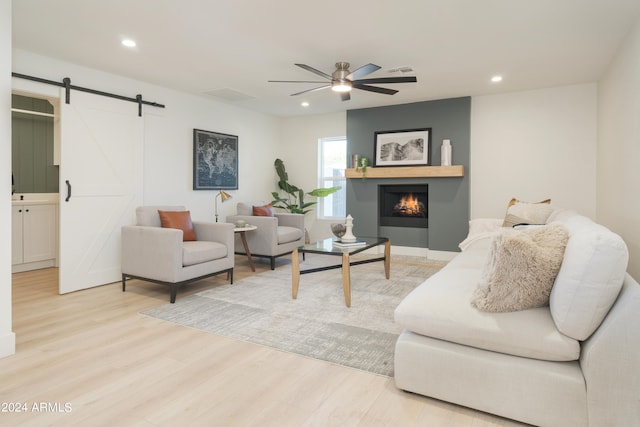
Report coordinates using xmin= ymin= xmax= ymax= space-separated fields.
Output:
xmin=290 ymin=85 xmax=330 ymax=96
xmin=340 ymin=92 xmax=351 ymax=102
xmin=346 ymin=63 xmax=381 ymax=80
xmin=269 ymin=80 xmax=331 ymax=84
xmin=352 ymin=83 xmax=398 ymax=95
xmin=295 ymin=63 xmax=333 ymax=80
xmin=353 ymin=76 xmax=417 ymax=84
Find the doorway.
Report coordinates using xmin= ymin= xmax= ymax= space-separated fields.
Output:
xmin=11 ymin=93 xmax=60 ymax=277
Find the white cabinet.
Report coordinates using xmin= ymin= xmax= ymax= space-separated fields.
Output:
xmin=12 ymin=203 xmax=57 ymax=272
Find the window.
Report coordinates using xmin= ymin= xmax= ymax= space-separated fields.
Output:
xmin=318 ymin=137 xmax=347 ymax=219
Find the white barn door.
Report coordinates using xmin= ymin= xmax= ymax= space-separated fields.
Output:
xmin=59 ymin=91 xmax=143 ymax=294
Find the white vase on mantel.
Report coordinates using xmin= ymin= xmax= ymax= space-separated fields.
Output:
xmin=441 ymin=139 xmax=452 ymax=166
xmin=341 ymin=214 xmax=357 ymax=242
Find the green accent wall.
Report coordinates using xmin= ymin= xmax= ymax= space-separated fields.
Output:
xmin=346 ymin=97 xmax=470 ymax=252
xmin=11 ymin=95 xmax=59 ymax=193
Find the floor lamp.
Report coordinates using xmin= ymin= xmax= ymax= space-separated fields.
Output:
xmin=214 ymin=190 xmax=232 ymax=222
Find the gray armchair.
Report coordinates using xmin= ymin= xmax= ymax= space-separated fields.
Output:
xmin=227 ymin=201 xmax=305 ymax=269
xmin=121 ymin=206 xmax=234 ymax=303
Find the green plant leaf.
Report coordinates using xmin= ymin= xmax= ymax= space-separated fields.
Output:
xmin=274 ymin=158 xmax=288 ymax=182
xmin=278 ymin=180 xmax=300 ymax=195
xmin=271 ymin=159 xmax=339 ymax=215
xmin=308 ymin=186 xmax=341 ymax=197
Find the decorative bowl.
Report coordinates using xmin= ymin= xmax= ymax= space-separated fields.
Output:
xmin=235 ymin=220 xmax=246 ymax=227
xmin=330 ymin=223 xmax=346 ymax=239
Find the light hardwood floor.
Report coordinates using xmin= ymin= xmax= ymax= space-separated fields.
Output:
xmin=1 ymin=257 xmax=527 ymax=426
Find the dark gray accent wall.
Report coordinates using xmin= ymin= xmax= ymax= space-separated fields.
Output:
xmin=346 ymin=97 xmax=470 ymax=252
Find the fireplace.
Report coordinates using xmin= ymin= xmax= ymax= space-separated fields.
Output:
xmin=379 ymin=184 xmax=428 ymax=228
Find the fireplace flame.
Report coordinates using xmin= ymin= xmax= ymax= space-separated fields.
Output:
xmin=394 ymin=193 xmax=425 ymax=216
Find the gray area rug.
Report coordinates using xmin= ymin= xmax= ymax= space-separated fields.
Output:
xmin=142 ymin=254 xmax=444 ymax=376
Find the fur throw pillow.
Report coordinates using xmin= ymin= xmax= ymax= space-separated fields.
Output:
xmin=471 ymin=223 xmax=569 ymax=312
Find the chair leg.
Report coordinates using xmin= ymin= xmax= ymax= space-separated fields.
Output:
xmin=170 ymin=284 xmax=178 ymax=303
xmin=229 ymin=268 xmax=234 ymax=284
xmin=270 ymin=257 xmax=276 ymax=270
xmin=122 ymin=274 xmax=126 ymax=292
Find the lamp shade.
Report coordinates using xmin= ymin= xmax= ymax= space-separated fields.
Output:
xmin=219 ymin=190 xmax=232 ymax=202
xmin=214 ymin=190 xmax=232 ymax=222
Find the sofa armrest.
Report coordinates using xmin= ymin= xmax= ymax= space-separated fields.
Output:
xmin=121 ymin=225 xmax=183 ymax=282
xmin=580 ymin=274 xmax=640 ymax=426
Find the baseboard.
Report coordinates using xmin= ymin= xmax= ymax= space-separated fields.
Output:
xmin=390 ymin=245 xmax=429 ymax=258
xmin=426 ymin=249 xmax=459 ymax=261
xmin=12 ymin=259 xmax=56 ymax=273
xmin=0 ymin=331 xmax=16 ymax=359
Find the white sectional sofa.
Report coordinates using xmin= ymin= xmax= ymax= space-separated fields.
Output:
xmin=394 ymin=209 xmax=640 ymax=426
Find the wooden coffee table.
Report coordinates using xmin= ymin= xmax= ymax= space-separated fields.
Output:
xmin=291 ymin=236 xmax=390 ymax=307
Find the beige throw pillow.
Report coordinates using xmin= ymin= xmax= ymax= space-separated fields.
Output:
xmin=471 ymin=223 xmax=569 ymax=313
xmin=502 ymin=198 xmax=553 ymax=227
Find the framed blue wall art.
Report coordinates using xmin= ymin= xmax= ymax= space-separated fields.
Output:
xmin=193 ymin=129 xmax=238 ymax=190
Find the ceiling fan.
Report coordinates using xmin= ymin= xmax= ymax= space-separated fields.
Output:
xmin=269 ymin=62 xmax=417 ymax=101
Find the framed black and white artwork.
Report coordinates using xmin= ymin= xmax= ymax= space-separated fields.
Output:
xmin=374 ymin=128 xmax=431 ymax=167
xmin=193 ymin=129 xmax=238 ymax=190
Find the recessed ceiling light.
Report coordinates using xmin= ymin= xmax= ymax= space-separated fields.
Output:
xmin=491 ymin=75 xmax=503 ymax=83
xmin=301 ymin=102 xmax=310 ymax=107
xmin=122 ymin=39 xmax=137 ymax=48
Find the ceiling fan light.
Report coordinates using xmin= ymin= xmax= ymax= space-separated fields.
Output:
xmin=331 ymin=80 xmax=352 ymax=92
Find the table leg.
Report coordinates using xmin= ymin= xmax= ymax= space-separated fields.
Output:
xmin=384 ymin=239 xmax=391 ymax=279
xmin=239 ymin=231 xmax=255 ymax=272
xmin=291 ymin=249 xmax=300 ymax=300
xmin=342 ymin=252 xmax=351 ymax=307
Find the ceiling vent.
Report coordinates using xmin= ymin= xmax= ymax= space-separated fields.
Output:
xmin=204 ymin=88 xmax=255 ymax=102
xmin=388 ymin=66 xmax=414 ymax=74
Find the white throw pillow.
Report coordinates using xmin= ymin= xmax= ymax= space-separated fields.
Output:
xmin=458 ymin=218 xmax=503 ymax=251
xmin=471 ymin=223 xmax=569 ymax=312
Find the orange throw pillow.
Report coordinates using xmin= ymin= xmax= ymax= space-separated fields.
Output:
xmin=253 ymin=204 xmax=274 ymax=217
xmin=158 ymin=210 xmax=197 ymax=241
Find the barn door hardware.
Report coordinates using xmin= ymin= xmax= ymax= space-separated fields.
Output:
xmin=12 ymin=72 xmax=165 ymax=117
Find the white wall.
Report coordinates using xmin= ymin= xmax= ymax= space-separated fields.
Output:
xmin=598 ymin=17 xmax=640 ymax=279
xmin=140 ymin=90 xmax=280 ymax=221
xmin=470 ymin=84 xmax=597 ymax=219
xmin=278 ymin=85 xmax=600 ymax=241
xmin=278 ymin=112 xmax=346 ymax=241
xmin=0 ymin=0 xmax=16 ymax=358
xmin=11 ymin=50 xmax=280 ymax=223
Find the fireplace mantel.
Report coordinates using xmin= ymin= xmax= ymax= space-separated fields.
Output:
xmin=345 ymin=165 xmax=464 ymax=179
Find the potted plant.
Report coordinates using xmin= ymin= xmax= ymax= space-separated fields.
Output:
xmin=356 ymin=156 xmax=369 ymax=181
xmin=270 ymin=158 xmax=341 ymax=215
